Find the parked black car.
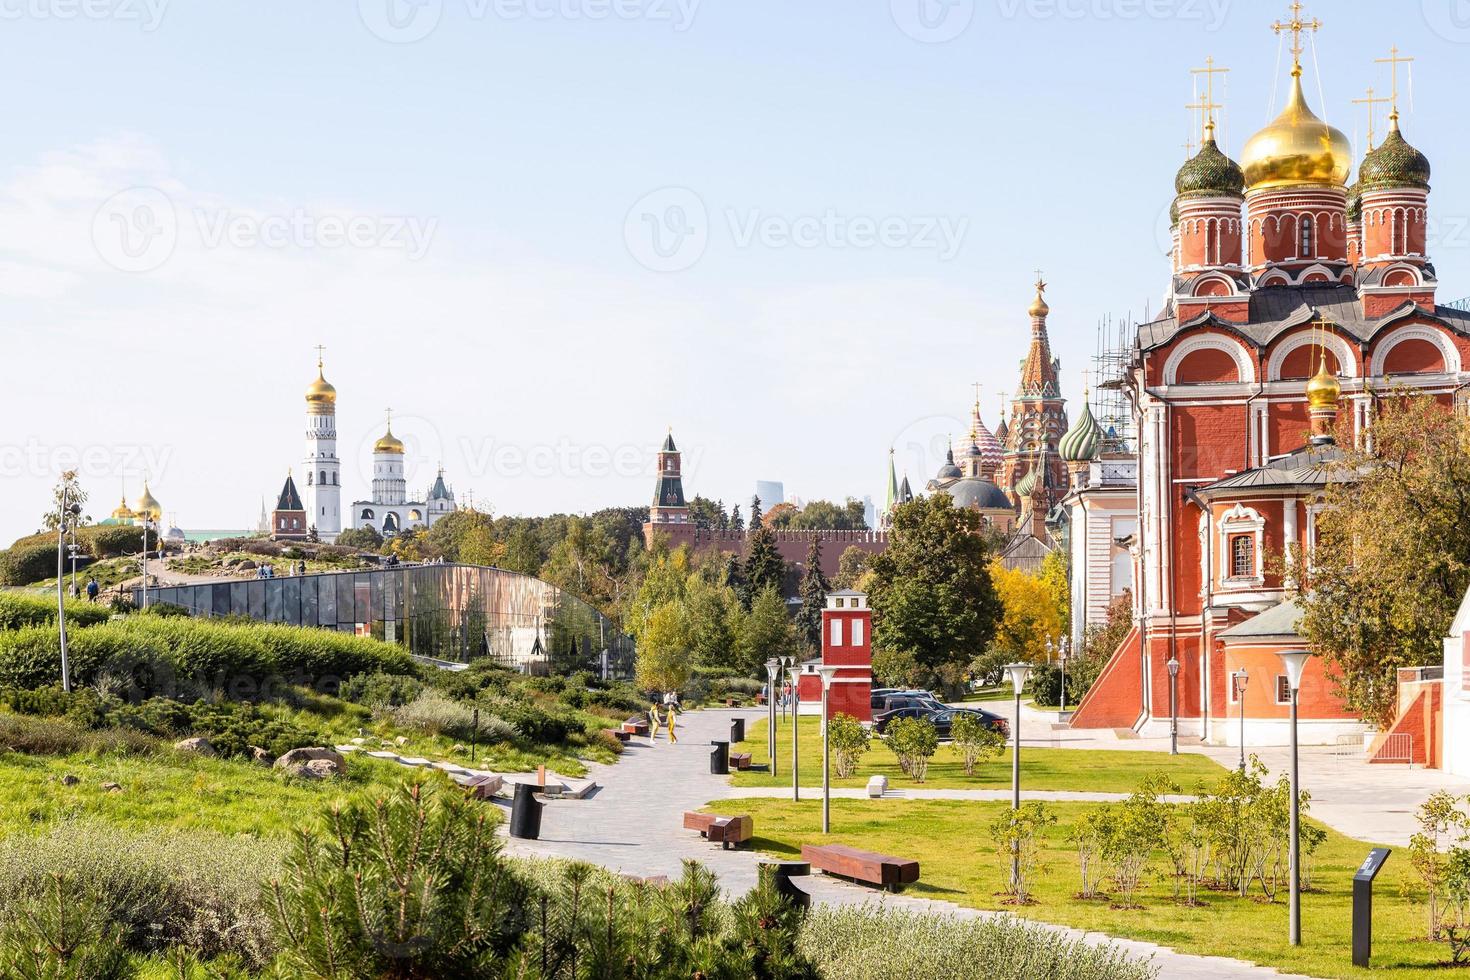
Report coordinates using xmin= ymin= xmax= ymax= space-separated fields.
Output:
xmin=872 ymin=704 xmax=936 ymax=734
xmin=929 ymin=707 xmax=1008 ymax=739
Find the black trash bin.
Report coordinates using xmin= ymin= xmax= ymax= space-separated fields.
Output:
xmin=509 ymin=782 xmax=543 ymax=840
xmin=709 ymin=740 xmax=730 ymax=775
xmin=730 ymin=718 xmax=745 ymax=743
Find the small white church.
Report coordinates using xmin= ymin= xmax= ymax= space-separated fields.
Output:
xmin=296 ymin=355 xmax=456 ymax=542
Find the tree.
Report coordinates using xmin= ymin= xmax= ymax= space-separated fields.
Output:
xmin=788 ymin=498 xmax=868 ymax=531
xmin=990 ymin=801 xmax=1055 ymax=904
xmin=0 ymin=872 xmax=128 ymax=980
xmin=41 ymin=472 xmax=89 ymax=532
xmin=988 ymin=561 xmax=1066 ymax=665
xmin=502 ymin=523 xmax=542 ymax=577
xmin=885 ymin=715 xmax=938 ymax=782
xmin=950 ymin=711 xmax=1004 ymax=775
xmin=1038 ymin=548 xmax=1070 ymax=633
xmin=868 ymin=494 xmax=1002 ymax=693
xmin=832 ymin=545 xmax=872 ymax=590
xmin=1300 ymin=394 xmax=1470 ymax=726
xmin=743 ymin=498 xmax=787 ymax=603
xmin=634 ymin=601 xmax=692 ymax=693
xmin=827 ymin=712 xmax=870 ymax=778
xmin=729 ymin=504 xmax=744 ymax=532
xmin=686 ymin=495 xmax=725 ymax=530
xmin=794 ymin=537 xmax=829 ymax=654
xmin=335 ymin=525 xmax=384 ymax=551
xmin=685 ymin=574 xmax=741 ymax=673
xmin=763 ymin=501 xmax=799 ymax=528
xmin=737 ymin=585 xmax=800 ymax=677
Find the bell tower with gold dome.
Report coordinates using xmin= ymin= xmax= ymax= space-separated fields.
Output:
xmin=1240 ymin=3 xmax=1353 ymax=286
xmin=303 ymin=348 xmax=341 ymax=542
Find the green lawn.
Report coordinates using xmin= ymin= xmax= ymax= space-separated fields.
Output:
xmin=717 ymin=796 xmax=1439 ymax=979
xmin=0 ymin=747 xmax=445 ymax=837
xmin=731 ymin=716 xmax=1227 ymax=793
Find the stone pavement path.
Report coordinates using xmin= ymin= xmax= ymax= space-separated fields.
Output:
xmin=499 ymin=709 xmax=1315 ymax=980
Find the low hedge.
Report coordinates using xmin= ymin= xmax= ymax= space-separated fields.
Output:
xmin=0 ymin=616 xmax=416 ymax=696
xmin=0 ymin=592 xmax=110 ymax=630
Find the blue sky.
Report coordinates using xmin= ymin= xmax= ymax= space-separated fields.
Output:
xmin=4 ymin=1 xmax=1469 ymax=541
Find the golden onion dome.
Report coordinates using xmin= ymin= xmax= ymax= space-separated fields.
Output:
xmin=1306 ymin=357 xmax=1341 ymax=410
xmin=1027 ymin=280 xmax=1049 ymax=318
xmin=305 ymin=362 xmax=337 ymax=411
xmin=135 ymin=482 xmax=162 ymax=521
xmin=111 ymin=495 xmax=135 ymax=520
xmin=374 ymin=426 xmax=405 ymax=455
xmin=1241 ymin=71 xmax=1352 ymax=191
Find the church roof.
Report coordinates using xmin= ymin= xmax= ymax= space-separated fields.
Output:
xmin=428 ymin=469 xmax=453 ymax=500
xmin=945 ymin=477 xmax=1011 ymax=511
xmin=1195 ymin=443 xmax=1355 ymax=497
xmin=1140 ymin=283 xmax=1470 ymax=351
xmin=662 ymin=431 xmax=678 ymax=453
xmin=1059 ymin=398 xmax=1102 ymax=462
xmin=1217 ymin=597 xmax=1306 ymax=642
xmin=936 ymin=448 xmax=963 ymax=481
xmin=275 ymin=473 xmax=304 ymax=512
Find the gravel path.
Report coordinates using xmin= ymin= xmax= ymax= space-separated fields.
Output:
xmin=498 ymin=708 xmax=1317 ymax=980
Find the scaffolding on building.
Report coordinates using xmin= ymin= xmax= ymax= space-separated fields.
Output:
xmin=1090 ymin=313 xmax=1138 ymax=455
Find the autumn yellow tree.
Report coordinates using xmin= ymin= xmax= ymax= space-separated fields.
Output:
xmin=988 ymin=560 xmax=1065 ymax=665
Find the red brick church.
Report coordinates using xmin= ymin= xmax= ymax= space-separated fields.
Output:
xmin=1070 ymin=14 xmax=1470 ymax=746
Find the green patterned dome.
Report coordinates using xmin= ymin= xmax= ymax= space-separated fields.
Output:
xmin=1059 ymin=400 xmax=1102 ymax=462
xmin=1346 ymin=180 xmax=1362 ymax=222
xmin=1014 ymin=468 xmax=1039 ymax=498
xmin=1174 ymin=138 xmax=1245 ymax=198
xmin=1169 ymin=198 xmax=1180 ymax=226
xmin=1358 ymin=122 xmax=1430 ymax=192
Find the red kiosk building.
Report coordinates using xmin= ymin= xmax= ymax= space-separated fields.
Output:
xmin=796 ymin=589 xmax=874 ymax=722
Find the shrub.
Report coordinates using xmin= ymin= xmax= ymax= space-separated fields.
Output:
xmin=1411 ymin=790 xmax=1470 ymax=939
xmin=1103 ymin=778 xmax=1171 ymax=908
xmin=0 ymin=593 xmax=110 ymax=630
xmin=0 ymin=543 xmax=62 ymax=587
xmin=951 ymin=712 xmax=1004 ymax=776
xmin=0 ymin=821 xmax=277 ymax=965
xmin=798 ymin=905 xmax=1159 ymax=980
xmin=0 ymin=872 xmax=130 ymax=979
xmin=885 ymin=715 xmax=938 ymax=782
xmin=340 ymin=670 xmax=424 ymax=708
xmin=269 ymin=782 xmax=531 ymax=977
xmin=391 ymin=690 xmax=478 ymax=739
xmin=0 ymin=713 xmax=157 ymax=757
xmin=990 ymin=801 xmax=1056 ymax=905
xmin=828 ymin=712 xmax=871 ymax=778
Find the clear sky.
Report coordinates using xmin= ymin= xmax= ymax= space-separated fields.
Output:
xmin=5 ymin=1 xmax=1469 ymax=542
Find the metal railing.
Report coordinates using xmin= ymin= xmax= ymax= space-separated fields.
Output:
xmin=1375 ymin=732 xmax=1416 ymax=767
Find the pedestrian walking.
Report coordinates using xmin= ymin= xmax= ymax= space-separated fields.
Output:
xmin=664 ymin=703 xmax=678 ymax=743
xmin=647 ymin=702 xmax=661 ymax=742
xmin=85 ymin=577 xmax=99 ymax=603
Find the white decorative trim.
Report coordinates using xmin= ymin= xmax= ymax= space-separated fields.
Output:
xmin=1370 ymin=324 xmax=1461 ymax=376
xmin=1218 ymin=503 xmax=1265 ymax=589
xmin=1266 ymin=330 xmax=1359 ymax=380
xmin=1163 ymin=334 xmax=1257 ymax=385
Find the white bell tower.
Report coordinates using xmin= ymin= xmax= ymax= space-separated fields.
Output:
xmin=303 ymin=348 xmax=341 ymax=542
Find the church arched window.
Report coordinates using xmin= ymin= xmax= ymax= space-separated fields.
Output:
xmin=1299 ymin=215 xmax=1313 ymax=258
xmin=306 ymin=473 xmax=313 ymax=486
xmin=320 ymin=470 xmax=327 ymax=485
xmin=361 ymin=508 xmax=374 ymax=520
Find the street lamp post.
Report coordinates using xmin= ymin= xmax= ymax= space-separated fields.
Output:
xmin=1003 ymin=662 xmax=1031 ymax=891
xmin=786 ymin=666 xmax=802 ymax=802
xmin=55 ymin=487 xmax=81 ymax=694
xmin=765 ymin=658 xmax=781 ymax=778
xmin=1058 ymin=637 xmax=1070 ymax=717
xmin=1166 ymin=657 xmax=1180 ymax=755
xmin=817 ymin=664 xmax=839 ymax=834
xmin=1233 ymin=668 xmax=1249 ymax=772
xmin=139 ymin=517 xmax=154 ymax=610
xmin=1280 ymin=649 xmax=1312 ymax=947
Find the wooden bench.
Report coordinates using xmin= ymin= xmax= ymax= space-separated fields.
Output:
xmin=724 ymin=697 xmax=740 ymax=707
xmin=622 ymin=717 xmax=650 ymax=736
xmin=729 ymin=752 xmax=752 ymax=770
xmin=682 ymin=811 xmax=754 ymax=850
xmin=605 ymin=728 xmax=631 ymax=743
xmin=801 ymin=843 xmax=919 ymax=892
xmin=462 ymin=774 xmax=504 ymax=800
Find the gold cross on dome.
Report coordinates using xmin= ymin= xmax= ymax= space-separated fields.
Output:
xmin=384 ymin=407 xmax=393 ymax=428
xmin=1033 ymin=271 xmax=1046 ymax=294
xmin=1352 ymin=86 xmax=1391 ymax=150
xmin=1375 ymin=45 xmax=1415 ymax=120
xmin=1188 ymin=56 xmax=1229 ymax=139
xmin=1081 ymin=368 xmax=1092 ymax=396
xmin=972 ymin=381 xmax=983 ymax=409
xmin=313 ymin=343 xmax=326 ymax=367
xmin=1272 ymin=2 xmax=1320 ymax=74
xmin=1182 ymin=138 xmax=1196 ymax=159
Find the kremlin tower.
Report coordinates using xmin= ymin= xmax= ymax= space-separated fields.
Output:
xmin=1000 ymin=278 xmax=1068 ymax=513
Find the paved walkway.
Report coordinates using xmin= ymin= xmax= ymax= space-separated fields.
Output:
xmin=500 ymin=708 xmax=1314 ymax=980
xmin=724 ymin=785 xmax=1197 ymax=804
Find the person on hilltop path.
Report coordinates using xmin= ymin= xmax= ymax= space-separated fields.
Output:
xmin=85 ymin=577 xmax=99 ymax=603
xmin=647 ymin=702 xmax=662 ymax=742
xmin=664 ymin=703 xmax=678 ymax=744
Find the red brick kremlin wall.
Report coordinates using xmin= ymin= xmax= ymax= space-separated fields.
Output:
xmin=642 ymin=523 xmax=888 ymax=577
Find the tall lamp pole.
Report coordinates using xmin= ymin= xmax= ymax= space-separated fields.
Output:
xmin=765 ymin=658 xmax=781 ymax=778
xmin=817 ymin=664 xmax=839 ymax=834
xmin=1233 ymin=668 xmax=1249 ymax=772
xmin=1166 ymin=656 xmax=1180 ymax=755
xmin=1058 ymin=637 xmax=1070 ymax=717
xmin=786 ymin=666 xmax=802 ymax=802
xmin=1003 ymin=662 xmax=1031 ymax=891
xmin=782 ymin=655 xmax=795 ymax=722
xmin=1280 ymin=649 xmax=1312 ymax=947
xmin=55 ymin=483 xmax=81 ymax=694
xmin=140 ymin=516 xmax=154 ymax=610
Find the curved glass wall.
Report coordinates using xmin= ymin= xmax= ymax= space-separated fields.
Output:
xmin=133 ymin=563 xmax=633 ymax=676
